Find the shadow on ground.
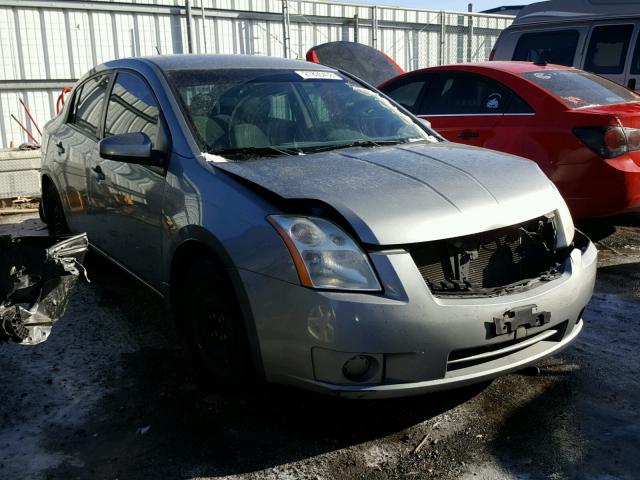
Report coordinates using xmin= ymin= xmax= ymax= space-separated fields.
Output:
xmin=42 ymin=253 xmax=485 ymax=479
xmin=577 ymin=212 xmax=640 ymax=242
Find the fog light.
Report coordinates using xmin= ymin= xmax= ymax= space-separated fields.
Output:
xmin=342 ymin=355 xmax=379 ymax=382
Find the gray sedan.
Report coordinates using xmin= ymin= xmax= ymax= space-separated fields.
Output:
xmin=40 ymin=55 xmax=596 ymax=398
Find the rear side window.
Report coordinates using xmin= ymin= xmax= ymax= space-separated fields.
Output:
xmin=104 ymin=71 xmax=159 ymax=146
xmin=382 ymin=76 xmax=430 ymax=113
xmin=585 ymin=25 xmax=634 ymax=75
xmin=69 ymin=74 xmax=111 ymax=137
xmin=420 ymin=72 xmax=513 ymax=115
xmin=513 ymin=30 xmax=579 ymax=66
xmin=522 ymin=70 xmax=640 ymax=109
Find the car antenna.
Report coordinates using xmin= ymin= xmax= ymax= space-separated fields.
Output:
xmin=533 ymin=59 xmax=547 ymax=66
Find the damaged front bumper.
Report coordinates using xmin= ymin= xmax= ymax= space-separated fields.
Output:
xmin=240 ymin=231 xmax=597 ymax=398
xmin=0 ymin=234 xmax=88 ymax=345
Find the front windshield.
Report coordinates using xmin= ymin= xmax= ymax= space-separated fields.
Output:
xmin=166 ymin=68 xmax=436 ymax=158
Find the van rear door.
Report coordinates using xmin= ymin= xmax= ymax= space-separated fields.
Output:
xmin=627 ymin=24 xmax=640 ymax=92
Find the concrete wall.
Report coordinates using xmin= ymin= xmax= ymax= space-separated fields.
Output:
xmin=0 ymin=149 xmax=41 ymax=199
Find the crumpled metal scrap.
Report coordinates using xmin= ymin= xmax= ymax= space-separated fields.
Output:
xmin=0 ymin=233 xmax=88 ymax=345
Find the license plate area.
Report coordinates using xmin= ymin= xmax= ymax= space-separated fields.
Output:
xmin=494 ymin=304 xmax=550 ymax=336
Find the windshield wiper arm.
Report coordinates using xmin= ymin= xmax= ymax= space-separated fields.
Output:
xmin=305 ymin=139 xmax=408 ymax=153
xmin=208 ymin=146 xmax=302 ymax=159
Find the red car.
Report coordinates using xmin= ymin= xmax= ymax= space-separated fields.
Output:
xmin=379 ymin=62 xmax=640 ymax=219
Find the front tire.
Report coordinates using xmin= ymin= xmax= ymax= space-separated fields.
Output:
xmin=180 ymin=261 xmax=251 ymax=389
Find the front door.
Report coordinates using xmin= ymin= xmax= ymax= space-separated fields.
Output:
xmin=86 ymin=70 xmax=166 ymax=288
xmin=417 ymin=71 xmax=514 ymax=148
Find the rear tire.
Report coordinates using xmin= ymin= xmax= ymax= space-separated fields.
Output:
xmin=43 ymin=184 xmax=69 ymax=236
xmin=180 ymin=261 xmax=251 ymax=389
xmin=38 ymin=199 xmax=46 ymax=223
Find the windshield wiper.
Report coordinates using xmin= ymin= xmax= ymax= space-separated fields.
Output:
xmin=207 ymin=146 xmax=302 ymax=159
xmin=304 ymin=139 xmax=412 ymax=154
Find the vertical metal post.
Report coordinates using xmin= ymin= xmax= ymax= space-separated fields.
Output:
xmin=201 ymin=0 xmax=207 ymax=53
xmin=185 ymin=0 xmax=194 ymax=54
xmin=372 ymin=6 xmax=378 ymax=49
xmin=282 ymin=0 xmax=291 ymax=58
xmin=467 ymin=4 xmax=474 ymax=62
xmin=439 ymin=10 xmax=446 ymax=65
xmin=353 ymin=14 xmax=359 ymax=43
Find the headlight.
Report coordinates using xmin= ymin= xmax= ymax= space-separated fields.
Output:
xmin=555 ymin=201 xmax=575 ymax=248
xmin=267 ymin=215 xmax=382 ymax=291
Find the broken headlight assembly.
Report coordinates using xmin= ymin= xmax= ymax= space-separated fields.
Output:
xmin=553 ymin=197 xmax=575 ymax=249
xmin=268 ymin=215 xmax=381 ymax=291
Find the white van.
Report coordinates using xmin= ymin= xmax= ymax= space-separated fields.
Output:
xmin=492 ymin=0 xmax=640 ymax=91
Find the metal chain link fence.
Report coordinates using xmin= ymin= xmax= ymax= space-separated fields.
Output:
xmin=0 ymin=0 xmax=514 ymax=147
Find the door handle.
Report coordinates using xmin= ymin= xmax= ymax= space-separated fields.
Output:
xmin=629 ymin=78 xmax=637 ymax=91
xmin=457 ymin=131 xmax=480 ymax=139
xmin=55 ymin=141 xmax=65 ymax=154
xmin=92 ymin=165 xmax=105 ymax=182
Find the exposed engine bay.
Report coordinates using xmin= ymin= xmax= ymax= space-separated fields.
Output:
xmin=410 ymin=214 xmax=574 ymax=297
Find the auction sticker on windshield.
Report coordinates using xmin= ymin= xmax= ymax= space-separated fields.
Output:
xmin=296 ymin=70 xmax=342 ymax=80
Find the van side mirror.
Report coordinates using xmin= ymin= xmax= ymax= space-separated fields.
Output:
xmin=99 ymin=132 xmax=162 ymax=167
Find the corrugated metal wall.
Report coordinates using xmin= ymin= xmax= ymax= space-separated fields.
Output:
xmin=0 ymin=0 xmax=513 ymax=148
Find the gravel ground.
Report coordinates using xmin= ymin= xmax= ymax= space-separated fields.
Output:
xmin=0 ymin=213 xmax=638 ymax=480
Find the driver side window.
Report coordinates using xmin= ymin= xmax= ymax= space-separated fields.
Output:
xmin=104 ymin=71 xmax=159 ymax=146
xmin=420 ymin=72 xmax=514 ymax=115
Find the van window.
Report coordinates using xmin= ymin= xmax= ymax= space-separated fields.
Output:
xmin=585 ymin=25 xmax=634 ymax=75
xmin=522 ymin=70 xmax=639 ymax=109
xmin=513 ymin=30 xmax=579 ymax=66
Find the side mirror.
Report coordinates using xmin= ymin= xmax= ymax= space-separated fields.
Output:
xmin=418 ymin=118 xmax=432 ymax=129
xmin=99 ymin=132 xmax=162 ymax=166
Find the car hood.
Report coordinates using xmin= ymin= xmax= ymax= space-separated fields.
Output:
xmin=211 ymin=142 xmax=564 ymax=245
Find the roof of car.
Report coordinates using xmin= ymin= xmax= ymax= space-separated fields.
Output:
xmin=512 ymin=0 xmax=640 ymax=26
xmin=134 ymin=54 xmax=336 ymax=72
xmin=387 ymin=61 xmax=576 ymax=81
xmin=379 ymin=61 xmax=578 ymax=89
xmin=432 ymin=61 xmax=575 ymax=74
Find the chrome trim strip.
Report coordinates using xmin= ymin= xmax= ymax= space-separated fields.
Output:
xmin=419 ymin=113 xmax=536 ymax=117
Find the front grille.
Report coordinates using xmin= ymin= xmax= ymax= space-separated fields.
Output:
xmin=411 ymin=215 xmax=566 ymax=296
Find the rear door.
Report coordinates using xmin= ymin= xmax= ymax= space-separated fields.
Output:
xmin=582 ymin=23 xmax=635 ymax=87
xmin=627 ymin=25 xmax=640 ymax=92
xmin=86 ymin=70 xmax=166 ymax=286
xmin=416 ymin=71 xmax=513 ymax=147
xmin=49 ymin=73 xmax=112 ymax=234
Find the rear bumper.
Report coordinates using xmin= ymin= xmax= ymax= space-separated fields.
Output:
xmin=562 ymin=154 xmax=640 ymax=218
xmin=240 ymin=234 xmax=597 ymax=398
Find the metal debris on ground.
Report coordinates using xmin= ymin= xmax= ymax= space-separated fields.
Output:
xmin=0 ymin=233 xmax=88 ymax=345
